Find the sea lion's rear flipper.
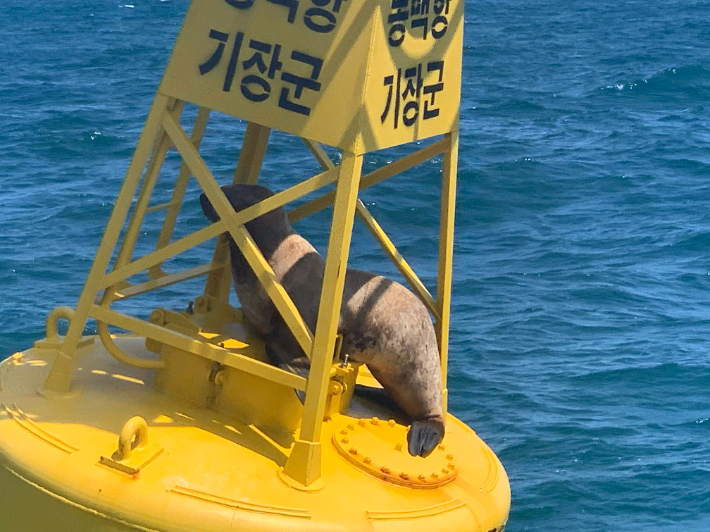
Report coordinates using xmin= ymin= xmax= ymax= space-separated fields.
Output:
xmin=266 ymin=343 xmax=311 ymax=403
xmin=407 ymin=418 xmax=445 ymax=457
xmin=280 ymin=361 xmax=309 ymax=404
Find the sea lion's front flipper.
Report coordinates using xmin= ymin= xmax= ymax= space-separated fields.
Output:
xmin=407 ymin=417 xmax=445 ymax=457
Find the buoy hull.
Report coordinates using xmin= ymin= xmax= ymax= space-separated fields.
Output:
xmin=0 ymin=339 xmax=510 ymax=532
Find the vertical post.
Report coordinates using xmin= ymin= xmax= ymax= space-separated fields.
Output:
xmin=233 ymin=122 xmax=271 ymax=185
xmin=282 ymin=151 xmax=363 ymax=487
xmin=149 ymin=106 xmax=211 ymax=279
xmin=436 ymin=127 xmax=459 ymax=416
xmin=43 ymin=94 xmax=173 ymax=394
xmin=114 ymin=99 xmax=185 ymax=270
xmin=203 ymin=122 xmax=271 ymax=301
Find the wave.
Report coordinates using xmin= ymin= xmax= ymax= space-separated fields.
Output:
xmin=573 ymin=362 xmax=710 ymax=387
xmin=596 ymin=65 xmax=710 ymax=100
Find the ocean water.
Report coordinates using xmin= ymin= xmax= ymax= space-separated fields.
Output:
xmin=1 ymin=0 xmax=709 ymax=530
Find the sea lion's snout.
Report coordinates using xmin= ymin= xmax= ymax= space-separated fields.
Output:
xmin=200 ymin=184 xmax=277 ymax=223
xmin=199 ymin=192 xmax=220 ymax=223
xmin=407 ymin=418 xmax=445 ymax=457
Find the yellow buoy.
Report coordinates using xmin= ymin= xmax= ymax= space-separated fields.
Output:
xmin=0 ymin=336 xmax=509 ymax=531
xmin=0 ymin=0 xmax=510 ymax=530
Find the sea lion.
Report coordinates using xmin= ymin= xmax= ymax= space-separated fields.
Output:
xmin=200 ymin=184 xmax=445 ymax=457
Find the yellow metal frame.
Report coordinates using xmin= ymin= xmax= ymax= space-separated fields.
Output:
xmin=41 ymin=94 xmax=458 ymax=486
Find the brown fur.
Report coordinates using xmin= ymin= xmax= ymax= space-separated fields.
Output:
xmin=200 ymin=184 xmax=445 ymax=456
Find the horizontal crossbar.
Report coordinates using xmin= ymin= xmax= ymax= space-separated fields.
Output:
xmin=90 ymin=305 xmax=307 ymax=391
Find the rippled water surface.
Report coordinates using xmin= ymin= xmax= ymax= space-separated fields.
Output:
xmin=2 ymin=0 xmax=710 ymax=529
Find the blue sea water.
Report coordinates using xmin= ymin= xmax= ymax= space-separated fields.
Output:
xmin=1 ymin=0 xmax=709 ymax=529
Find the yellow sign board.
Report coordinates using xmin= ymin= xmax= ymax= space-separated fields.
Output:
xmin=159 ymin=0 xmax=463 ymax=154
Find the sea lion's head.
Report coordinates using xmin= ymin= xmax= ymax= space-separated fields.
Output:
xmin=199 ymin=184 xmax=294 ymax=258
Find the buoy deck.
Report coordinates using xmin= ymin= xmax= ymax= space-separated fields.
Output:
xmin=0 ymin=337 xmax=509 ymax=531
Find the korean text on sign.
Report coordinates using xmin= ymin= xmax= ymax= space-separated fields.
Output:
xmin=224 ymin=0 xmax=349 ymax=34
xmin=387 ymin=0 xmax=451 ymax=47
xmin=381 ymin=60 xmax=444 ymax=129
xmin=199 ymin=30 xmax=323 ymax=116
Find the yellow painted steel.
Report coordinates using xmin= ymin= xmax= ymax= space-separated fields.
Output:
xmin=233 ymin=122 xmax=272 ymax=185
xmin=42 ymin=93 xmax=174 ymax=395
xmin=205 ymin=121 xmax=271 ymax=302
xmin=159 ymin=0 xmax=464 ymax=154
xmin=100 ymin=224 xmax=225 ymax=292
xmin=1 ymin=337 xmax=509 ymax=532
xmin=282 ymin=151 xmax=363 ymax=486
xmin=436 ymin=128 xmax=459 ymax=413
xmin=115 ymin=263 xmax=220 ymax=301
xmin=287 ymin=137 xmax=451 ymax=223
xmin=355 ymin=199 xmax=440 ymax=320
xmin=149 ymin=105 xmax=212 ymax=280
xmin=1 ymin=0 xmax=511 ymax=529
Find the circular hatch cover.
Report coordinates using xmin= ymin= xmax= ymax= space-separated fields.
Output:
xmin=332 ymin=417 xmax=458 ymax=489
